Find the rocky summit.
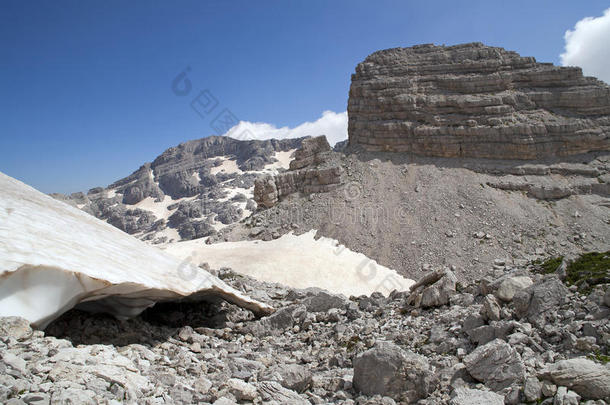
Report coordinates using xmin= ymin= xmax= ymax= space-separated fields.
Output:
xmin=348 ymin=42 xmax=610 ymax=159
xmin=52 ymin=136 xmax=304 ymax=243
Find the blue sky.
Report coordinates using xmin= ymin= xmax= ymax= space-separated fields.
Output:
xmin=1 ymin=1 xmax=609 ymax=193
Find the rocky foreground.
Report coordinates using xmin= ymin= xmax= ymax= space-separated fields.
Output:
xmin=1 ymin=257 xmax=608 ymax=404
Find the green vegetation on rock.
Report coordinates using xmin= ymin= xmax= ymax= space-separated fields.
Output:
xmin=532 ymin=256 xmax=564 ymax=274
xmin=565 ymin=251 xmax=610 ymax=291
xmin=532 ymin=251 xmax=609 ymax=293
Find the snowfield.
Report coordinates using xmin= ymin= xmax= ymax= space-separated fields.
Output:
xmin=163 ymin=230 xmax=415 ymax=297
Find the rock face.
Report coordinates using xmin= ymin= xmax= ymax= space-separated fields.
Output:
xmin=348 ymin=42 xmax=610 ymax=159
xmin=254 ymin=136 xmax=343 ymax=208
xmin=150 ymin=136 xmax=304 ymax=200
xmin=53 ymin=136 xmax=305 ymax=243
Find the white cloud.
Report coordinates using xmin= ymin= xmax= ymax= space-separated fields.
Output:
xmin=560 ymin=8 xmax=610 ymax=84
xmin=223 ymin=110 xmax=348 ymax=148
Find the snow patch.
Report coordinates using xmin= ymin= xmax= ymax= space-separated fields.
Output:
xmin=132 ymin=195 xmax=198 ymax=221
xmin=163 ymin=230 xmax=414 ymax=297
xmin=263 ymin=149 xmax=296 ymax=172
xmin=210 ymin=157 xmax=242 ymax=175
xmin=134 ymin=196 xmax=178 ymax=220
xmin=154 ymin=227 xmax=181 ymax=244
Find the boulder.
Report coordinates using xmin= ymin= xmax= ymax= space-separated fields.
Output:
xmin=257 ymin=381 xmax=308 ymax=405
xmin=261 ymin=364 xmax=312 ymax=393
xmin=0 ymin=317 xmax=33 ymax=341
xmin=407 ymin=269 xmax=457 ymax=308
xmin=227 ymin=378 xmax=257 ymax=401
xmin=481 ymin=294 xmax=501 ymax=321
xmin=494 ymin=276 xmax=533 ymax=302
xmin=539 ymin=358 xmax=610 ymax=400
xmin=553 ymin=386 xmax=581 ymax=405
xmin=523 ymin=377 xmax=542 ymax=402
xmin=463 ymin=339 xmax=525 ymax=391
xmin=513 ymin=277 xmax=569 ymax=327
xmin=353 ymin=341 xmax=437 ymax=402
xmin=248 ymin=304 xmax=306 ymax=336
xmin=302 ymin=290 xmax=347 ymax=312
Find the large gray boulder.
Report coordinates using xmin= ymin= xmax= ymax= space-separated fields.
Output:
xmin=407 ymin=269 xmax=457 ymax=308
xmin=0 ymin=317 xmax=33 ymax=341
xmin=301 ymin=290 xmax=347 ymax=312
xmin=260 ymin=364 xmax=312 ymax=393
xmin=513 ymin=277 xmax=569 ymax=327
xmin=463 ymin=339 xmax=525 ymax=391
xmin=248 ymin=304 xmax=306 ymax=336
xmin=353 ymin=341 xmax=437 ymax=402
xmin=539 ymin=358 xmax=610 ymax=400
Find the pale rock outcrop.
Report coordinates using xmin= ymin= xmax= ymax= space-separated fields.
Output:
xmin=348 ymin=42 xmax=610 ymax=159
xmin=254 ymin=136 xmax=343 ymax=208
xmin=289 ymin=135 xmax=332 ymax=170
xmin=494 ymin=276 xmax=533 ymax=302
xmin=449 ymin=387 xmax=504 ymax=405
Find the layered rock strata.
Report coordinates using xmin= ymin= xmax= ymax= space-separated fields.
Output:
xmin=348 ymin=42 xmax=610 ymax=159
xmin=254 ymin=136 xmax=343 ymax=208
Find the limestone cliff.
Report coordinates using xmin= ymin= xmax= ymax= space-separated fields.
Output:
xmin=348 ymin=42 xmax=610 ymax=159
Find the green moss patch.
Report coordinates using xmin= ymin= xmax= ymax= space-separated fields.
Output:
xmin=588 ymin=351 xmax=610 ymax=364
xmin=531 ymin=256 xmax=564 ymax=274
xmin=564 ymin=251 xmax=610 ymax=291
xmin=531 ymin=251 xmax=609 ymax=293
